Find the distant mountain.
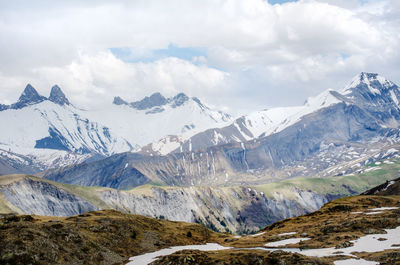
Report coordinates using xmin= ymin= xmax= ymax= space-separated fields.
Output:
xmin=0 ymin=147 xmax=91 ymax=175
xmin=84 ymin=92 xmax=232 ymax=147
xmin=144 ymin=72 xmax=400 ymax=156
xmin=48 ymin=85 xmax=70 ymax=106
xmin=41 ymin=73 xmax=400 ymax=187
xmin=0 ymin=85 xmax=133 ymax=173
xmin=0 ymin=84 xmax=132 ymax=156
xmin=0 ymin=85 xmax=232 ymax=174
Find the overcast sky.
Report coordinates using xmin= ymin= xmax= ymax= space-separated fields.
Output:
xmin=0 ymin=0 xmax=399 ymax=115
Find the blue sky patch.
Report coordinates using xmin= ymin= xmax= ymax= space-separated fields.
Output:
xmin=110 ymin=44 xmax=207 ymax=63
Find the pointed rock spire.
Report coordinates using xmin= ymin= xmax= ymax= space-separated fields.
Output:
xmin=49 ymin=85 xmax=70 ymax=105
xmin=130 ymin=92 xmax=168 ymax=110
xmin=11 ymin=84 xmax=47 ymax=109
xmin=113 ymin=96 xmax=128 ymax=106
xmin=171 ymin=93 xmax=189 ymax=108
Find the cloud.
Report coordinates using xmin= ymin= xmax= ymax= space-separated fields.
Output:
xmin=25 ymin=52 xmax=230 ymax=109
xmin=0 ymin=0 xmax=399 ymax=113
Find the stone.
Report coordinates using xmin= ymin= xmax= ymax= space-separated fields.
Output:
xmin=49 ymin=85 xmax=70 ymax=105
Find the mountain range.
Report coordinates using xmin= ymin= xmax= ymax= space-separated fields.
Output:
xmin=0 ymin=84 xmax=232 ymax=174
xmin=37 ymin=73 xmax=400 ymax=189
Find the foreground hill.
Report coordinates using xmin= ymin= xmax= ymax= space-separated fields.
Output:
xmin=152 ymin=195 xmax=400 ymax=265
xmin=0 ymin=210 xmax=225 ymax=265
xmin=1 ymin=181 xmax=399 ymax=265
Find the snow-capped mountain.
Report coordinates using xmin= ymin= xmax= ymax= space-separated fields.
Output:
xmin=0 ymin=84 xmax=132 ymax=168
xmin=0 ymin=84 xmax=232 ymax=174
xmin=83 ymin=92 xmax=232 ymax=147
xmin=143 ymin=72 xmax=400 ymax=155
xmin=43 ymin=72 xmax=400 ymax=189
xmin=0 ymin=147 xmax=91 ymax=175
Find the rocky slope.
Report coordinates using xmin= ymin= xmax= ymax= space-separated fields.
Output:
xmin=0 ymin=174 xmax=332 ymax=234
xmin=41 ymin=139 xmax=400 ymax=189
xmin=2 ymin=159 xmax=398 ymax=234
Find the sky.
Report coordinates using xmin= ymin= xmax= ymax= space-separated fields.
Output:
xmin=0 ymin=0 xmax=399 ymax=115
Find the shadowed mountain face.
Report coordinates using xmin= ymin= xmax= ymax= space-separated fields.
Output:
xmin=49 ymin=85 xmax=70 ymax=105
xmin=131 ymin=92 xmax=168 ymax=110
xmin=42 ymin=73 xmax=400 ymax=189
xmin=9 ymin=84 xmax=47 ymax=110
xmin=113 ymin=92 xmax=193 ymax=110
xmin=1 ymin=84 xmax=70 ymax=111
xmin=362 ymin=177 xmax=400 ymax=196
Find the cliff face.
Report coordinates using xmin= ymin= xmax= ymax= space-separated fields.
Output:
xmin=0 ymin=177 xmax=97 ymax=216
xmin=0 ymin=175 xmax=348 ymax=234
xmin=97 ymin=186 xmax=334 ymax=234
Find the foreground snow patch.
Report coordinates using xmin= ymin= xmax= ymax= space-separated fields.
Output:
xmin=265 ymin=226 xmax=400 ymax=260
xmin=334 ymin=258 xmax=377 ymax=265
xmin=126 ymin=243 xmax=231 ymax=265
xmin=265 ymin=238 xmax=311 ymax=247
xmin=278 ymin=232 xmax=297 ymax=237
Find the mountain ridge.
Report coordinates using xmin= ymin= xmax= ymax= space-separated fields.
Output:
xmin=1 ymin=84 xmax=72 ymax=111
xmin=0 ymin=85 xmax=232 ymax=174
xmin=41 ymin=72 xmax=400 ymax=189
xmin=142 ymin=72 xmax=399 ymax=156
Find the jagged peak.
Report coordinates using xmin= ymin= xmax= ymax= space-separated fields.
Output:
xmin=49 ymin=85 xmax=70 ymax=106
xmin=10 ymin=84 xmax=47 ymax=109
xmin=115 ymin=91 xmax=209 ymax=111
xmin=130 ymin=92 xmax=168 ymax=110
xmin=171 ymin=92 xmax=189 ymax=108
xmin=113 ymin=96 xmax=128 ymax=106
xmin=20 ymin=84 xmax=40 ymax=99
xmin=341 ymin=72 xmax=396 ymax=95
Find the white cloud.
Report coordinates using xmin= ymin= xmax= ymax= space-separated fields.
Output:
xmin=0 ymin=0 xmax=399 ymax=113
xmin=27 ymin=52 xmax=230 ymax=109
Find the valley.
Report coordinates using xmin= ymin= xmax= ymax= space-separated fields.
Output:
xmin=1 ymin=156 xmax=399 ymax=234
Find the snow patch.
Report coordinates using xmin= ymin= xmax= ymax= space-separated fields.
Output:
xmin=126 ymin=243 xmax=232 ymax=265
xmin=265 ymin=238 xmax=311 ymax=247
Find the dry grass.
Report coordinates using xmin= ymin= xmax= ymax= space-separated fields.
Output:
xmin=0 ymin=209 xmax=229 ymax=265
